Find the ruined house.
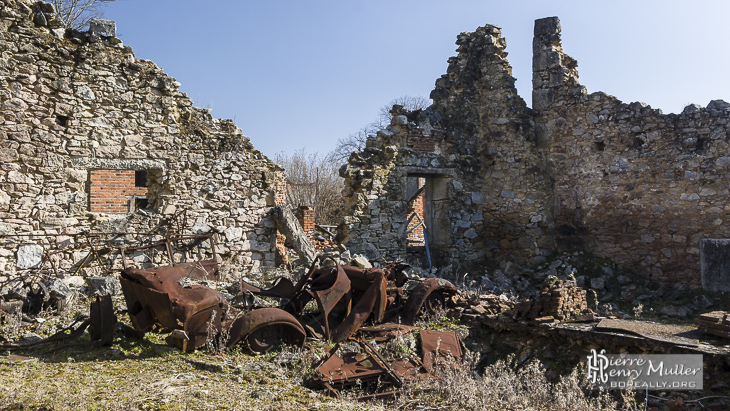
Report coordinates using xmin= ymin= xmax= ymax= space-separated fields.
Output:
xmin=2 ymin=0 xmax=730 ymax=293
xmin=340 ymin=17 xmax=730 ymax=290
xmin=0 ymin=0 xmax=286 ymax=282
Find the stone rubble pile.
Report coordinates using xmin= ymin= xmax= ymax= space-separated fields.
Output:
xmin=451 ymin=293 xmax=515 ymax=319
xmin=511 ymin=277 xmax=588 ymax=321
xmin=695 ymin=311 xmax=730 ymax=339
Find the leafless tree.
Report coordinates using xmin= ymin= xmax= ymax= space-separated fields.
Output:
xmin=376 ymin=95 xmax=431 ymax=126
xmin=49 ymin=0 xmax=117 ymax=30
xmin=334 ymin=95 xmax=430 ymax=162
xmin=274 ymin=149 xmax=346 ymax=227
xmin=333 ymin=123 xmax=378 ymax=164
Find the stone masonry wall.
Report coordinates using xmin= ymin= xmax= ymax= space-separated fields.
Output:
xmin=0 ymin=0 xmax=285 ymax=282
xmin=429 ymin=24 xmax=555 ymax=267
xmin=341 ymin=25 xmax=555 ymax=269
xmin=343 ymin=17 xmax=730 ymax=288
xmin=533 ymin=17 xmax=730 ymax=288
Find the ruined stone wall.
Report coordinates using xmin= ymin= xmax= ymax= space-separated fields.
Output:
xmin=342 ymin=16 xmax=730 ymax=288
xmin=341 ymin=25 xmax=555 ymax=269
xmin=340 ymin=120 xmax=443 ymax=265
xmin=0 ymin=0 xmax=284 ymax=281
xmin=429 ymin=24 xmax=555 ymax=267
xmin=533 ymin=17 xmax=730 ymax=288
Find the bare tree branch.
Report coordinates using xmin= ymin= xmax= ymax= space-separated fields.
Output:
xmin=273 ymin=149 xmax=346 ymax=226
xmin=377 ymin=95 xmax=430 ymax=125
xmin=49 ymin=0 xmax=117 ymax=30
xmin=334 ymin=95 xmax=430 ymax=162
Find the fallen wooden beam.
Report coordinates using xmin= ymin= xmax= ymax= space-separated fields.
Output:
xmin=272 ymin=206 xmax=316 ymax=267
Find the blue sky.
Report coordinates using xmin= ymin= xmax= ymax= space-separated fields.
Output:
xmin=103 ymin=1 xmax=730 ymax=160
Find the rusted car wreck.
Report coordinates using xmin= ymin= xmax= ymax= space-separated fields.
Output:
xmin=118 ymin=236 xmax=458 ymax=354
xmin=116 ymin=236 xmax=462 ymax=398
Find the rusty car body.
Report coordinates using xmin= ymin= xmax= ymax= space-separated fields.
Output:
xmin=118 ymin=237 xmax=458 ymax=355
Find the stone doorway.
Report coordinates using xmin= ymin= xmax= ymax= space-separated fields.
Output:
xmin=405 ymin=174 xmax=450 ymax=267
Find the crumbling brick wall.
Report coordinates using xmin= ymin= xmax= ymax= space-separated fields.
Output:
xmin=0 ymin=0 xmax=284 ymax=281
xmin=294 ymin=206 xmax=315 ymax=236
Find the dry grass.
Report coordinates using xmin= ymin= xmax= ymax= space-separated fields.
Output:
xmin=0 ymin=297 xmax=641 ymax=410
xmin=0 ymin=337 xmax=642 ymax=411
xmin=354 ymin=352 xmax=639 ymax=411
xmin=0 ymin=343 xmax=377 ymax=411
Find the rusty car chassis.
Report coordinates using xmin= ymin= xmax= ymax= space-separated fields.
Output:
xmin=118 ymin=236 xmax=459 ymax=356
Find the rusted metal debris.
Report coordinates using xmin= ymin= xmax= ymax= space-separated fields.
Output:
xmin=227 ymin=307 xmax=306 ymax=354
xmin=358 ymin=323 xmax=416 ymax=342
xmin=0 ymin=300 xmax=112 ymax=351
xmin=314 ymin=342 xmax=402 ymax=398
xmin=310 ymin=330 xmax=463 ymax=399
xmin=0 ymin=233 xmax=465 ymax=398
xmin=118 ymin=240 xmax=459 ymax=357
xmin=419 ymin=329 xmax=463 ymax=373
xmin=89 ymin=294 xmax=116 ymax=346
xmin=120 ymin=234 xmax=220 ymax=280
xmin=240 ymin=259 xmax=458 ymax=344
xmin=120 ymin=262 xmax=306 ymax=353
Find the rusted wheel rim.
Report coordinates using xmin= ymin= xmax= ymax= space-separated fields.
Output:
xmin=421 ymin=291 xmax=445 ymax=315
xmin=246 ymin=323 xmax=296 ymax=353
xmin=228 ymin=307 xmax=306 ymax=354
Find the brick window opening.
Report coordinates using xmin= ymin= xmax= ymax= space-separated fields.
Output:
xmin=88 ymin=169 xmax=150 ymax=214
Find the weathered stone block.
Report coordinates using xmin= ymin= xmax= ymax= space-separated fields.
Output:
xmin=534 ymin=17 xmax=560 ymax=37
xmin=16 ymin=244 xmax=44 ymax=269
xmin=590 ymin=277 xmax=605 ymax=290
xmin=532 ymin=89 xmax=553 ymax=111
xmin=86 ymin=276 xmax=121 ymax=296
xmin=0 ymin=148 xmax=18 ymax=162
xmin=88 ymin=19 xmax=116 ymax=37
